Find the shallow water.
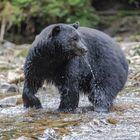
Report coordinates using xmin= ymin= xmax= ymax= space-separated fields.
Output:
xmin=82 ymin=56 xmax=95 ymax=80
xmin=0 ymin=84 xmax=140 ymax=140
xmin=0 ymin=42 xmax=140 ymax=139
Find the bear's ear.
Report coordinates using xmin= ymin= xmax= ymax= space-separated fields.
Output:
xmin=51 ymin=25 xmax=61 ymax=36
xmin=72 ymin=22 xmax=80 ymax=29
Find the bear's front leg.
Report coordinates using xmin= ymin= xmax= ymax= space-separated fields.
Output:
xmin=22 ymin=79 xmax=44 ymax=109
xmin=58 ymin=81 xmax=79 ymax=113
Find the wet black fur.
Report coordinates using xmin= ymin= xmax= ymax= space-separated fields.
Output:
xmin=23 ymin=23 xmax=128 ymax=112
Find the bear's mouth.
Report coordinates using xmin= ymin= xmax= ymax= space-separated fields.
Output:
xmin=74 ymin=47 xmax=88 ymax=56
xmin=64 ymin=48 xmax=88 ymax=59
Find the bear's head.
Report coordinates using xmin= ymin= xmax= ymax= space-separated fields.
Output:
xmin=47 ymin=22 xmax=87 ymax=59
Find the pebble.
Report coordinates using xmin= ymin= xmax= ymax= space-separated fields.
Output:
xmin=0 ymin=96 xmax=17 ymax=106
xmin=0 ymin=83 xmax=18 ymax=94
xmin=13 ymin=136 xmax=29 ymax=140
xmin=8 ymin=71 xmax=19 ymax=82
xmin=0 ymin=83 xmax=10 ymax=89
xmin=3 ymin=41 xmax=15 ymax=48
xmin=0 ymin=83 xmax=10 ymax=94
xmin=7 ymin=84 xmax=18 ymax=93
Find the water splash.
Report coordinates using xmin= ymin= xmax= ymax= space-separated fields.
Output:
xmin=82 ymin=56 xmax=95 ymax=80
xmin=82 ymin=56 xmax=96 ymax=107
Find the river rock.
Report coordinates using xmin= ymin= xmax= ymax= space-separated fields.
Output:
xmin=0 ymin=96 xmax=17 ymax=106
xmin=0 ymin=83 xmax=18 ymax=93
xmin=0 ymin=83 xmax=10 ymax=94
xmin=0 ymin=83 xmax=10 ymax=89
xmin=7 ymin=84 xmax=18 ymax=93
xmin=16 ymin=136 xmax=29 ymax=140
xmin=3 ymin=41 xmax=15 ymax=49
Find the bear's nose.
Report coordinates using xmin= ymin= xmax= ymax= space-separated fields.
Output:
xmin=81 ymin=47 xmax=88 ymax=53
xmin=79 ymin=44 xmax=88 ymax=54
xmin=75 ymin=44 xmax=88 ymax=56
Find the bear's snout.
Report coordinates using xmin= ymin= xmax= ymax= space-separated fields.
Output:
xmin=74 ymin=42 xmax=88 ymax=56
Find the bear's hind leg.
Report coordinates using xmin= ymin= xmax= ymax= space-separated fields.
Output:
xmin=88 ymin=85 xmax=116 ymax=112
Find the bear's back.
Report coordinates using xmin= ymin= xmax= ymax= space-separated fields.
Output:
xmin=78 ymin=27 xmax=120 ymax=51
xmin=78 ymin=27 xmax=128 ymax=71
xmin=78 ymin=27 xmax=128 ymax=87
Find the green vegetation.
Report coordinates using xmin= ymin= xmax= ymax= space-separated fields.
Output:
xmin=0 ymin=0 xmax=99 ymax=26
xmin=0 ymin=0 xmax=139 ymax=43
xmin=16 ymin=48 xmax=28 ymax=57
xmin=128 ymin=0 xmax=138 ymax=4
xmin=0 ymin=0 xmax=99 ymax=42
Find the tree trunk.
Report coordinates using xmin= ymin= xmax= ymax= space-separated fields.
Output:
xmin=0 ymin=18 xmax=6 ymax=41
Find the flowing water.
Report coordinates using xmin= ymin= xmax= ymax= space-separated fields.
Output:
xmin=0 ymin=42 xmax=140 ymax=139
xmin=82 ymin=56 xmax=95 ymax=80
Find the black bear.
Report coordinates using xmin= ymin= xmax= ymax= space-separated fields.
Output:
xmin=22 ymin=22 xmax=128 ymax=112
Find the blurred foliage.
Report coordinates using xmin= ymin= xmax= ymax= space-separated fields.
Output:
xmin=16 ymin=47 xmax=28 ymax=57
xmin=0 ymin=0 xmax=139 ymax=43
xmin=0 ymin=1 xmax=22 ymax=25
xmin=128 ymin=0 xmax=137 ymax=4
xmin=0 ymin=0 xmax=99 ymax=27
xmin=0 ymin=0 xmax=100 ymax=43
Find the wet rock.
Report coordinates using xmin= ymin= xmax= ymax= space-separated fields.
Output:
xmin=0 ymin=83 xmax=18 ymax=93
xmin=0 ymin=96 xmax=18 ymax=106
xmin=8 ymin=71 xmax=19 ymax=82
xmin=0 ymin=83 xmax=10 ymax=89
xmin=0 ymin=74 xmax=5 ymax=82
xmin=7 ymin=84 xmax=18 ymax=93
xmin=15 ymin=136 xmax=30 ymax=140
xmin=107 ymin=117 xmax=119 ymax=124
xmin=8 ymin=71 xmax=24 ymax=84
xmin=3 ymin=41 xmax=15 ymax=49
xmin=41 ymin=128 xmax=60 ymax=140
xmin=93 ymin=118 xmax=100 ymax=125
xmin=0 ymin=83 xmax=10 ymax=94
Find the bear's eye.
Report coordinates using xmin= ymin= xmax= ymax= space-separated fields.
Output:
xmin=72 ymin=36 xmax=78 ymax=41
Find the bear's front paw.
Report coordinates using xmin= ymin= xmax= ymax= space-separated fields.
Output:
xmin=22 ymin=94 xmax=42 ymax=109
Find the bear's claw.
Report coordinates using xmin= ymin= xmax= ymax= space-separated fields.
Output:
xmin=23 ymin=94 xmax=42 ymax=109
